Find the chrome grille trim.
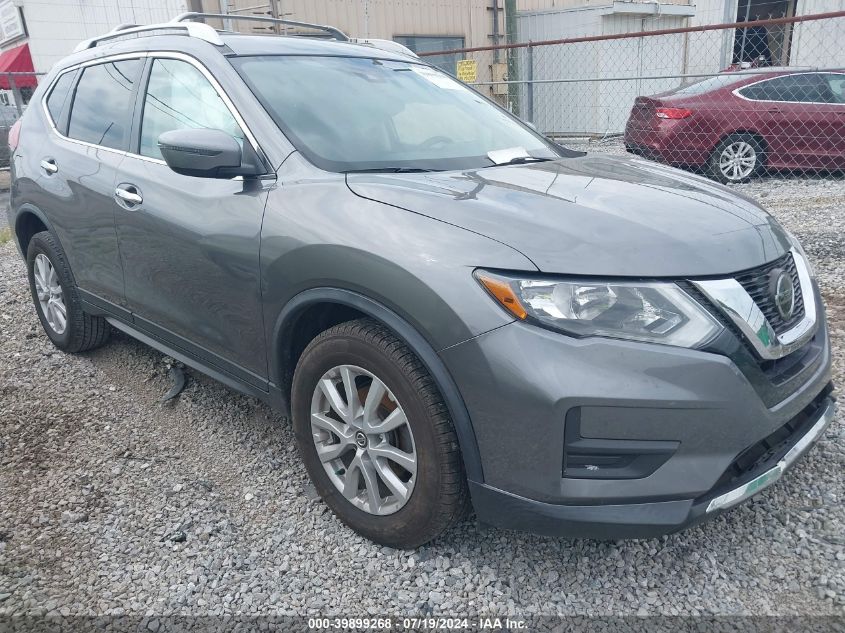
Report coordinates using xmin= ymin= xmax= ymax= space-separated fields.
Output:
xmin=692 ymin=248 xmax=817 ymax=360
xmin=734 ymin=252 xmax=804 ymax=333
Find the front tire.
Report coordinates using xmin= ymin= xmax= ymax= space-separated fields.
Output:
xmin=291 ymin=318 xmax=469 ymax=548
xmin=709 ymin=133 xmax=764 ymax=183
xmin=26 ymin=231 xmax=110 ymax=353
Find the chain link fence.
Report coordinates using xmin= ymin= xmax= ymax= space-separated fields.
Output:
xmin=419 ymin=10 xmax=845 ymax=183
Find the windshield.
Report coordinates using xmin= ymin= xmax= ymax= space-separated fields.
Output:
xmin=231 ymin=55 xmax=561 ymax=172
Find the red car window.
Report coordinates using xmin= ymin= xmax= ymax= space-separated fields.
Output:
xmin=739 ymin=74 xmax=828 ymax=103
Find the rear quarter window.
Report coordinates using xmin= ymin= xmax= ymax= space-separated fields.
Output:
xmin=45 ymin=71 xmax=76 ymax=126
xmin=738 ymin=74 xmax=828 ymax=103
xmin=671 ymin=73 xmax=764 ymax=96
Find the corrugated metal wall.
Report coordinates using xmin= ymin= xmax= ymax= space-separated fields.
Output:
xmin=219 ymin=0 xmax=501 ymax=48
xmin=516 ymin=0 xmax=692 ymax=10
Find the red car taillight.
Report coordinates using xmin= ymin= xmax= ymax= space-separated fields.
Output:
xmin=8 ymin=118 xmax=21 ymax=151
xmin=655 ymin=107 xmax=693 ymax=120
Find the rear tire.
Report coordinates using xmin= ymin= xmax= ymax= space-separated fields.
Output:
xmin=26 ymin=231 xmax=111 ymax=353
xmin=709 ymin=133 xmax=764 ymax=183
xmin=291 ymin=318 xmax=469 ymax=548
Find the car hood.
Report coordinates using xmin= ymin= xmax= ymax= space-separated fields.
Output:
xmin=346 ymin=154 xmax=791 ymax=277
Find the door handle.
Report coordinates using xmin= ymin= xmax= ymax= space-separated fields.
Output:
xmin=40 ymin=158 xmax=58 ymax=174
xmin=767 ymin=107 xmax=782 ymax=113
xmin=115 ymin=185 xmax=143 ymax=206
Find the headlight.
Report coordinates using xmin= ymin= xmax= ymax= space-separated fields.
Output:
xmin=475 ymin=271 xmax=723 ymax=348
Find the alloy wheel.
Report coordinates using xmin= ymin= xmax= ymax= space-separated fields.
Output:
xmin=33 ymin=253 xmax=67 ymax=335
xmin=310 ymin=364 xmax=417 ymax=515
xmin=719 ymin=140 xmax=757 ymax=181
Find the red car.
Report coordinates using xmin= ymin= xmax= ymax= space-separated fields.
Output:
xmin=624 ymin=69 xmax=845 ymax=182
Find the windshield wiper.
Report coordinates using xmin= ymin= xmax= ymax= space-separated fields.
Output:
xmin=496 ymin=156 xmax=555 ymax=166
xmin=343 ymin=167 xmax=442 ymax=174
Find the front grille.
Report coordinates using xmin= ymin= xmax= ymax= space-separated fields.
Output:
xmin=734 ymin=252 xmax=805 ymax=334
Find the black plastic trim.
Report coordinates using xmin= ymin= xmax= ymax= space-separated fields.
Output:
xmin=79 ymin=287 xmax=278 ymax=403
xmin=132 ymin=314 xmax=268 ymax=391
xmin=563 ymin=408 xmax=679 ymax=480
xmin=106 ymin=318 xmax=282 ymax=408
xmin=78 ymin=287 xmax=132 ymax=322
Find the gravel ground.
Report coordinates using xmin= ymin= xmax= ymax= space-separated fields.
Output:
xmin=0 ymin=160 xmax=844 ymax=619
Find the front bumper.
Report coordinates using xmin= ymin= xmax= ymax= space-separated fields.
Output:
xmin=468 ymin=392 xmax=835 ymax=539
xmin=441 ymin=314 xmax=833 ymax=539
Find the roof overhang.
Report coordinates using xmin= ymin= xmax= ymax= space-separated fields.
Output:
xmin=0 ymin=43 xmax=36 ymax=89
xmin=599 ymin=1 xmax=696 ymax=16
xmin=519 ymin=1 xmax=696 ymax=18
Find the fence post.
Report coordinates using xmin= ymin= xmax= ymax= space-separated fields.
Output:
xmin=526 ymin=43 xmax=534 ymax=124
xmin=9 ymin=75 xmax=23 ymax=117
xmin=505 ymin=0 xmax=518 ymax=116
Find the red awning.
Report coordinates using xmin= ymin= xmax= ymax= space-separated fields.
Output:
xmin=0 ymin=43 xmax=36 ymax=90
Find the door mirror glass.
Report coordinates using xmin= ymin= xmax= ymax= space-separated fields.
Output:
xmin=158 ymin=128 xmax=246 ymax=178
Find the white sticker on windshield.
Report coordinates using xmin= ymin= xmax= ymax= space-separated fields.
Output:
xmin=411 ymin=65 xmax=462 ymax=90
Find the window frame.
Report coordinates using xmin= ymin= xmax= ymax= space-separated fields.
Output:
xmin=41 ymin=51 xmax=268 ymax=170
xmin=733 ymin=71 xmax=844 ymax=106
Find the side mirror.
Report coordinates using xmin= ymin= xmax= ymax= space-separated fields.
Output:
xmin=157 ymin=128 xmax=260 ymax=178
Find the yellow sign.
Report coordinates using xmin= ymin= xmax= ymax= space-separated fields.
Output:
xmin=456 ymin=59 xmax=477 ymax=83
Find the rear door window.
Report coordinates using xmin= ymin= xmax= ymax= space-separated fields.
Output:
xmin=739 ymin=74 xmax=828 ymax=103
xmin=67 ymin=59 xmax=143 ymax=150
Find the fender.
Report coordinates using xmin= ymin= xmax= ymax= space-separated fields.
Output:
xmin=273 ymin=287 xmax=484 ymax=482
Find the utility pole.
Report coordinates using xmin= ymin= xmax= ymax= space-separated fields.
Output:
xmin=218 ymin=0 xmax=232 ymax=32
xmin=491 ymin=0 xmax=500 ymax=63
xmin=269 ymin=0 xmax=280 ymax=35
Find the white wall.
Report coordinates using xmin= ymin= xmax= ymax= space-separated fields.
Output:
xmin=18 ymin=0 xmax=189 ymax=73
xmin=517 ymin=7 xmax=688 ymax=135
xmin=791 ymin=0 xmax=845 ymax=68
xmin=516 ymin=0 xmax=845 ymax=135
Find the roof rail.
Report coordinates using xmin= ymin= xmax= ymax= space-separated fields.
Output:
xmin=74 ymin=18 xmax=223 ymax=52
xmin=174 ymin=12 xmax=349 ymax=42
xmin=349 ymin=38 xmax=418 ymax=58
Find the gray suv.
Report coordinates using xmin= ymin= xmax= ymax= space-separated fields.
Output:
xmin=7 ymin=14 xmax=835 ymax=548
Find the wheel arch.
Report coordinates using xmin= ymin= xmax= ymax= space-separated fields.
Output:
xmin=272 ymin=287 xmax=484 ymax=482
xmin=13 ymin=204 xmax=57 ymax=255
